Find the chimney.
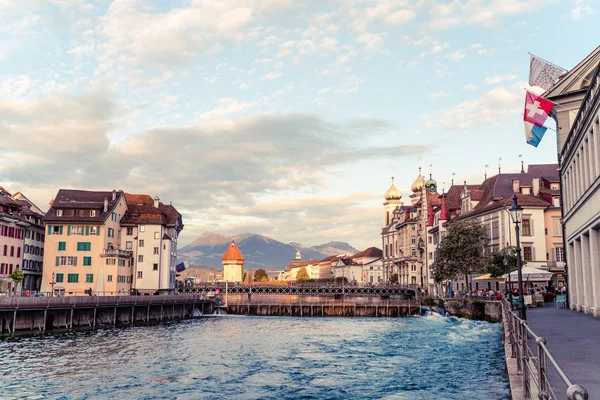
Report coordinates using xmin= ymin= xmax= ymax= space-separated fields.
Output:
xmin=154 ymin=196 xmax=160 ymax=208
xmin=512 ymin=179 xmax=520 ymax=193
xmin=112 ymin=190 xmax=116 ymax=201
xmin=532 ymin=178 xmax=540 ymax=196
xmin=103 ymin=197 xmax=108 ymax=212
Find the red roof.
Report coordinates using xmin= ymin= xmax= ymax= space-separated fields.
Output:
xmin=352 ymin=247 xmax=383 ymax=258
xmin=222 ymin=241 xmax=244 ymax=262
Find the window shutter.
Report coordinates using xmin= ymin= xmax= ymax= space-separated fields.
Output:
xmin=47 ymin=225 xmax=52 ymax=235
xmin=73 ymin=257 xmax=77 ymax=266
xmin=56 ymin=256 xmax=59 ymax=266
xmin=96 ymin=226 xmax=100 ymax=236
xmin=59 ymin=226 xmax=63 ymax=235
xmin=67 ymin=226 xmax=71 ymax=235
xmin=86 ymin=226 xmax=90 ymax=236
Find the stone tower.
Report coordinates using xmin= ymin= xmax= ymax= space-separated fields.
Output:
xmin=383 ymin=177 xmax=402 ymax=226
xmin=222 ymin=240 xmax=244 ymax=282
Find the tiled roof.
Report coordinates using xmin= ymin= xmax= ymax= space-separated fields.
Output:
xmin=222 ymin=240 xmax=244 ymax=262
xmin=456 ymin=193 xmax=551 ymax=220
xmin=352 ymin=247 xmax=383 ymax=258
xmin=444 ymin=184 xmax=480 ymax=210
xmin=125 ymin=193 xmax=154 ymax=205
xmin=335 ymin=257 xmax=360 ymax=266
xmin=44 ymin=189 xmax=123 ymax=223
xmin=121 ymin=194 xmax=182 ymax=228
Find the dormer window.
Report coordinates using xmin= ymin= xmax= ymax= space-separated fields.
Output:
xmin=522 ymin=187 xmax=531 ymax=195
xmin=90 ymin=210 xmax=96 ymax=217
xmin=550 ymin=183 xmax=560 ymax=190
xmin=56 ymin=210 xmax=63 ymax=217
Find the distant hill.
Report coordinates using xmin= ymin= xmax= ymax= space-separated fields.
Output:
xmin=178 ymin=232 xmax=358 ymax=270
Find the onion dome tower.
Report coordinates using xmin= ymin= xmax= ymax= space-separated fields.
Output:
xmin=411 ymin=166 xmax=426 ymax=193
xmin=222 ymin=240 xmax=245 ymax=282
xmin=425 ymin=174 xmax=438 ymax=194
xmin=384 ymin=176 xmax=402 ymax=226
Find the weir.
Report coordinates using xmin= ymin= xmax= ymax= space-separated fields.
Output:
xmin=0 ymin=294 xmax=215 ymax=335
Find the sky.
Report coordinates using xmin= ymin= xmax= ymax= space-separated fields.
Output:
xmin=0 ymin=0 xmax=599 ymax=250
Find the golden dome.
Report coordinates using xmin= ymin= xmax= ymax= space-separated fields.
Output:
xmin=384 ymin=177 xmax=402 ymax=201
xmin=411 ymin=166 xmax=426 ymax=193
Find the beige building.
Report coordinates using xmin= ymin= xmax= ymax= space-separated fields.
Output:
xmin=545 ymin=46 xmax=600 ymax=316
xmin=42 ymin=189 xmax=130 ymax=296
xmin=0 ymin=192 xmax=27 ymax=293
xmin=222 ymin=241 xmax=244 ymax=282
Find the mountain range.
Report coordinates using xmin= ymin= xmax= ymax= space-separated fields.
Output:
xmin=178 ymin=232 xmax=358 ymax=270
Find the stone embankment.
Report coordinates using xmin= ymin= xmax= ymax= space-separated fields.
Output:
xmin=444 ymin=298 xmax=503 ymax=322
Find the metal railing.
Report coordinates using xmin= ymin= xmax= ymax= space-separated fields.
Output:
xmin=101 ymin=249 xmax=133 ymax=257
xmin=502 ymin=298 xmax=589 ymax=400
xmin=0 ymin=294 xmax=209 ymax=309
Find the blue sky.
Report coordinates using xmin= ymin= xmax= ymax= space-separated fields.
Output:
xmin=0 ymin=0 xmax=598 ymax=250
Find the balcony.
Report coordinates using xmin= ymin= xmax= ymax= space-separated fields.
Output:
xmin=101 ymin=249 xmax=133 ymax=258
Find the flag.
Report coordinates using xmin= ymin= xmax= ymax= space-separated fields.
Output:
xmin=529 ymin=54 xmax=566 ymax=90
xmin=175 ymin=261 xmax=188 ymax=273
xmin=524 ymin=91 xmax=554 ymax=126
xmin=524 ymin=121 xmax=548 ymax=147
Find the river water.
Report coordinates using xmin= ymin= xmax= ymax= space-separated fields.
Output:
xmin=0 ymin=316 xmax=509 ymax=399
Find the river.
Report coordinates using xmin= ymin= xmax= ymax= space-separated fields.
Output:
xmin=0 ymin=316 xmax=509 ymax=399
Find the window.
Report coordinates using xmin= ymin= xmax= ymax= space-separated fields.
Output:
xmin=67 ymin=273 xmax=79 ymax=283
xmin=153 ymin=263 xmax=158 ymax=271
xmin=492 ymin=220 xmax=499 ymax=239
xmin=2 ymin=245 xmax=5 ymax=256
xmin=140 ymin=225 xmax=145 ymax=232
xmin=553 ymin=197 xmax=561 ymax=207
xmin=411 ymin=249 xmax=416 ymax=256
xmin=111 ymin=212 xmax=117 ymax=222
xmin=83 ymin=256 xmax=92 ymax=266
xmin=139 ymin=239 xmax=144 ymax=247
xmin=138 ymin=255 xmax=144 ymax=262
xmin=428 ymin=252 xmax=433 ymax=259
xmin=127 ymin=276 xmax=131 ymax=283
xmin=56 ymin=210 xmax=63 ymax=217
xmin=553 ymin=219 xmax=562 ymax=237
xmin=86 ymin=274 xmax=94 ymax=283
xmin=90 ymin=210 xmax=96 ymax=217
xmin=550 ymin=183 xmax=559 ymax=190
xmin=89 ymin=226 xmax=98 ymax=235
xmin=52 ymin=226 xmax=62 ymax=235
xmin=107 ymin=275 xmax=113 ymax=282
xmin=77 ymin=242 xmax=91 ymax=251
xmin=522 ymin=219 xmax=531 ymax=236
xmin=127 ymin=227 xmax=133 ymax=235
xmin=10 ymin=246 xmax=14 ymax=257
xmin=154 ymin=232 xmax=160 ymax=239
xmin=523 ymin=246 xmax=533 ymax=262
xmin=137 ymin=271 xmax=143 ymax=279
xmin=106 ymin=258 xmax=116 ymax=265
xmin=411 ymin=226 xmax=415 ymax=231
xmin=108 ymin=228 xmax=114 ymax=238
xmin=411 ymin=238 xmax=416 ymax=244
xmin=118 ymin=259 xmax=125 ymax=266
xmin=555 ymin=247 xmax=565 ymax=263
xmin=55 ymin=273 xmax=64 ymax=283
xmin=153 ymin=247 xmax=159 ymax=255
xmin=126 ymin=241 xmax=132 ymax=250
xmin=70 ymin=226 xmax=83 ymax=235
xmin=67 ymin=256 xmax=77 ymax=266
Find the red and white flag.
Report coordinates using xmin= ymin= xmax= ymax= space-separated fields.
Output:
xmin=523 ymin=91 xmax=554 ymax=127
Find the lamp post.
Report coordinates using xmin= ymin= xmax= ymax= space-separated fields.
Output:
xmin=504 ymin=242 xmax=513 ymax=304
xmin=508 ymin=194 xmax=526 ymax=321
xmin=50 ymin=271 xmax=56 ymax=297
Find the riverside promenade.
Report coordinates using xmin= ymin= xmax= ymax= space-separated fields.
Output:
xmin=526 ymin=306 xmax=600 ymax=396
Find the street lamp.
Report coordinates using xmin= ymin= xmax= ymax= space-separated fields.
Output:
xmin=50 ymin=271 xmax=56 ymax=297
xmin=508 ymin=194 xmax=526 ymax=321
xmin=504 ymin=242 xmax=512 ymax=304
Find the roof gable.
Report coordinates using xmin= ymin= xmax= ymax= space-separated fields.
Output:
xmin=545 ymin=46 xmax=600 ymax=99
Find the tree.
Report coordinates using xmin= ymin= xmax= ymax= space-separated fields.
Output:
xmin=431 ymin=220 xmax=490 ymax=288
xmin=254 ymin=269 xmax=268 ymax=282
xmin=296 ymin=267 xmax=310 ymax=282
xmin=390 ymin=273 xmax=399 ymax=284
xmin=487 ymin=246 xmax=524 ymax=278
xmin=11 ymin=269 xmax=24 ymax=294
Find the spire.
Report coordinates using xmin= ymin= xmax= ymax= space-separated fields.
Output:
xmin=222 ymin=240 xmax=244 ymax=262
xmin=440 ymin=193 xmax=449 ymax=221
xmin=521 ymin=161 xmax=525 ymax=173
xmin=384 ymin=176 xmax=402 ymax=201
xmin=498 ymin=157 xmax=502 ymax=174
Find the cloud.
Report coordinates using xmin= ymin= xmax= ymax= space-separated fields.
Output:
xmin=262 ymin=72 xmax=282 ymax=80
xmin=463 ymin=84 xmax=478 ymax=92
xmin=484 ymin=74 xmax=517 ymax=84
xmin=447 ymin=50 xmax=466 ymax=62
xmin=569 ymin=1 xmax=594 ymax=20
xmin=428 ymin=91 xmax=446 ymax=100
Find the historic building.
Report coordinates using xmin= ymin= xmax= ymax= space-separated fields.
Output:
xmin=545 ymin=46 xmax=600 ymax=316
xmin=121 ymin=194 xmax=184 ymax=294
xmin=222 ymin=241 xmax=244 ymax=282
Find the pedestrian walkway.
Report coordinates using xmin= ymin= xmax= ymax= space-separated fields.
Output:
xmin=526 ymin=305 xmax=600 ymax=397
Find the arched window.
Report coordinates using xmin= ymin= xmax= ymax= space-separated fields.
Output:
xmin=24 ymin=244 xmax=28 ymax=253
xmin=3 ymin=245 xmax=6 ymax=256
xmin=10 ymin=246 xmax=14 ymax=257
xmin=9 ymin=264 xmax=13 ymax=274
xmin=17 ymin=247 xmax=20 ymax=258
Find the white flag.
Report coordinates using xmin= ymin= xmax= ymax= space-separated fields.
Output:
xmin=529 ymin=55 xmax=567 ymax=91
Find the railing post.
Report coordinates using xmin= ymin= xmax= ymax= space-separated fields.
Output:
xmin=522 ymin=323 xmax=530 ymax=399
xmin=536 ymin=337 xmax=549 ymax=399
xmin=515 ymin=315 xmax=522 ymax=373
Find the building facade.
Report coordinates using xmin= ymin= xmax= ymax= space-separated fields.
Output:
xmin=545 ymin=46 xmax=600 ymax=316
xmin=222 ymin=241 xmax=244 ymax=282
xmin=0 ymin=194 xmax=26 ymax=293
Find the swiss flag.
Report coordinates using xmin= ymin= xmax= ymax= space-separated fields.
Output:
xmin=524 ymin=91 xmax=554 ymax=127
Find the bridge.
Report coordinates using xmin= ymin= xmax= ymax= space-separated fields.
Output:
xmin=178 ymin=283 xmax=419 ymax=297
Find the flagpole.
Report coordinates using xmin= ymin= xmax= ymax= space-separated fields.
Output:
xmin=528 ymin=52 xmax=593 ymax=86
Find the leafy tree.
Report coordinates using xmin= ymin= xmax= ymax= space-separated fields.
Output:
xmin=487 ymin=246 xmax=524 ymax=278
xmin=390 ymin=273 xmax=399 ymax=284
xmin=10 ymin=269 xmax=24 ymax=294
xmin=254 ymin=269 xmax=268 ymax=282
xmin=296 ymin=267 xmax=310 ymax=282
xmin=431 ymin=220 xmax=490 ymax=288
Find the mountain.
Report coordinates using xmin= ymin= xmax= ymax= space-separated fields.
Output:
xmin=178 ymin=232 xmax=358 ymax=270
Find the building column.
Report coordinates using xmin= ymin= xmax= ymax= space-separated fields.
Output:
xmin=575 ymin=238 xmax=586 ymax=312
xmin=589 ymin=227 xmax=600 ymax=317
xmin=568 ymin=241 xmax=579 ymax=310
xmin=581 ymin=233 xmax=592 ymax=314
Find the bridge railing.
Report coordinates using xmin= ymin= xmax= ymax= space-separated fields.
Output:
xmin=0 ymin=294 xmax=209 ymax=309
xmin=501 ymin=298 xmax=589 ymax=400
xmin=222 ymin=297 xmax=418 ymax=306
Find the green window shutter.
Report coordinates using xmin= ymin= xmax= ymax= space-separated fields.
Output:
xmin=96 ymin=226 xmax=100 ymax=236
xmin=47 ymin=225 xmax=52 ymax=235
xmin=87 ymin=243 xmax=91 ymax=251
xmin=77 ymin=242 xmax=81 ymax=251
xmin=55 ymin=256 xmax=59 ymax=266
xmin=56 ymin=273 xmax=63 ymax=283
xmin=67 ymin=226 xmax=71 ymax=235
xmin=86 ymin=226 xmax=90 ymax=236
xmin=73 ymin=257 xmax=77 ymax=266
xmin=59 ymin=226 xmax=63 ymax=235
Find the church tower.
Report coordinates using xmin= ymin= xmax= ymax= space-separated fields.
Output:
xmin=383 ymin=177 xmax=402 ymax=226
xmin=222 ymin=240 xmax=244 ymax=282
